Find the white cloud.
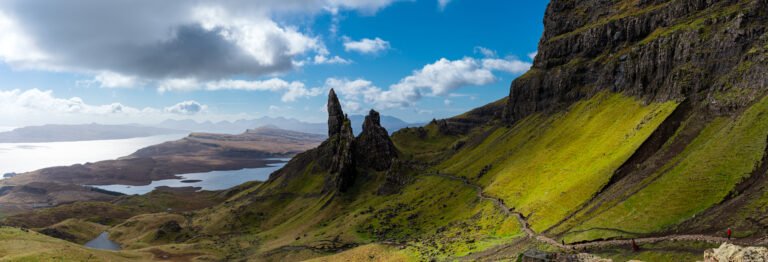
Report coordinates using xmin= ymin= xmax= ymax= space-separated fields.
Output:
xmin=438 ymin=0 xmax=452 ymax=10
xmin=0 ymin=88 xmax=221 ymax=126
xmin=444 ymin=99 xmax=452 ymax=105
xmin=206 ymin=78 xmax=302 ymax=92
xmin=324 ymin=78 xmax=382 ymax=105
xmin=77 ymin=71 xmax=140 ymax=88
xmin=164 ymin=100 xmax=207 ymax=115
xmin=191 ymin=6 xmax=323 ymax=67
xmin=482 ymin=58 xmax=531 ymax=74
xmin=0 ymin=11 xmax=47 ymax=68
xmin=313 ymin=55 xmax=352 ymax=65
xmin=528 ymin=51 xmax=538 ymax=60
xmin=394 ymin=57 xmax=495 ymax=96
xmin=328 ymin=49 xmax=532 ymax=109
xmin=344 ymin=101 xmax=362 ymax=112
xmin=0 ymin=1 xmax=398 ymax=87
xmin=206 ymin=78 xmax=323 ymax=102
xmin=158 ymin=78 xmax=201 ymax=93
xmin=155 ymin=78 xmax=322 ymax=102
xmin=343 ymin=37 xmax=391 ymax=54
xmin=475 ymin=46 xmax=497 ymax=58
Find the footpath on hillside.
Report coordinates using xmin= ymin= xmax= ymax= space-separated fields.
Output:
xmin=423 ymin=173 xmax=749 ymax=251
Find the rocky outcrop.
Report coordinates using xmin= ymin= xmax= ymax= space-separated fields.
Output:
xmin=272 ymin=89 xmax=403 ymax=193
xmin=327 ymin=89 xmax=345 ymax=137
xmin=356 ymin=110 xmax=398 ymax=171
xmin=703 ymin=243 xmax=768 ymax=262
xmin=506 ymin=0 xmax=768 ymax=122
xmin=321 ymin=89 xmax=358 ymax=192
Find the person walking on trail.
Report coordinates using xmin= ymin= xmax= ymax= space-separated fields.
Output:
xmin=727 ymin=228 xmax=732 ymax=240
xmin=631 ymin=239 xmax=640 ymax=252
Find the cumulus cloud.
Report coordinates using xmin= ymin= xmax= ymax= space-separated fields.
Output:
xmin=0 ymin=88 xmax=217 ymax=125
xmin=208 ymin=78 xmax=324 ymax=102
xmin=164 ymin=100 xmax=207 ymax=115
xmin=154 ymin=78 xmax=323 ymax=102
xmin=481 ymin=58 xmax=531 ymax=74
xmin=323 ymin=78 xmax=383 ymax=107
xmin=343 ymin=37 xmax=391 ymax=54
xmin=0 ymin=0 xmax=398 ymax=86
xmin=330 ymin=50 xmax=532 ymax=109
xmin=394 ymin=57 xmax=495 ymax=96
xmin=313 ymin=54 xmax=352 ymax=65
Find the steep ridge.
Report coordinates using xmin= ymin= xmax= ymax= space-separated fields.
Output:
xmin=506 ymin=0 xmax=768 ymax=122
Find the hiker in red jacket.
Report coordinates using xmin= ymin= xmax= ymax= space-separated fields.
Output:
xmin=727 ymin=228 xmax=732 ymax=240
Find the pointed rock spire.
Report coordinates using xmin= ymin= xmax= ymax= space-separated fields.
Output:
xmin=327 ymin=88 xmax=345 ymax=137
xmin=356 ymin=109 xmax=398 ymax=171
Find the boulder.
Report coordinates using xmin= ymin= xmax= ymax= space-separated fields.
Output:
xmin=703 ymin=243 xmax=768 ymax=262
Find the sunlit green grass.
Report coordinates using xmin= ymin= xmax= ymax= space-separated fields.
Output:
xmin=567 ymin=96 xmax=768 ymax=242
xmin=439 ymin=92 xmax=678 ymax=232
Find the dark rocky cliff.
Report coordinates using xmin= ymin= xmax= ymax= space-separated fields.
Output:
xmin=506 ymin=0 xmax=768 ymax=122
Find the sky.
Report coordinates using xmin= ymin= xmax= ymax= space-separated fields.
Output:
xmin=0 ymin=0 xmax=548 ymax=126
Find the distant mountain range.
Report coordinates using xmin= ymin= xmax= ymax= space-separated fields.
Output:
xmin=0 ymin=115 xmax=422 ymax=143
xmin=155 ymin=115 xmax=421 ymax=135
xmin=0 ymin=124 xmax=181 ymax=143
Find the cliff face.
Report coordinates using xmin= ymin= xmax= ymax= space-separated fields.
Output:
xmin=506 ymin=0 xmax=768 ymax=122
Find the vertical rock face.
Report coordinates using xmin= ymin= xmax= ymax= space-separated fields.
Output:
xmin=323 ymin=89 xmax=357 ymax=192
xmin=330 ymin=118 xmax=356 ymax=192
xmin=506 ymin=0 xmax=768 ymax=122
xmin=317 ymin=90 xmax=402 ymax=193
xmin=356 ymin=110 xmax=398 ymax=171
xmin=327 ymin=88 xmax=345 ymax=137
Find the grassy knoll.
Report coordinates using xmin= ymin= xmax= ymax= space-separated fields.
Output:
xmin=0 ymin=227 xmax=150 ymax=261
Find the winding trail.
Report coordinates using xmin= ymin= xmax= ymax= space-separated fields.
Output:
xmin=423 ymin=173 xmax=748 ymax=251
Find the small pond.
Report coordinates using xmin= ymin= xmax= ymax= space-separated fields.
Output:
xmin=84 ymin=232 xmax=121 ymax=251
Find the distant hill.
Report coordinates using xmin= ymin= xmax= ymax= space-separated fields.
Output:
xmin=156 ymin=115 xmax=422 ymax=135
xmin=156 ymin=117 xmax=326 ymax=135
xmin=348 ymin=114 xmax=422 ymax=135
xmin=0 ymin=124 xmax=181 ymax=143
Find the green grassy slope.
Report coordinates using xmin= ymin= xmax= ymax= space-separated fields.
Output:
xmin=188 ymin=165 xmax=523 ymax=261
xmin=437 ymin=92 xmax=678 ymax=232
xmin=562 ymin=96 xmax=768 ymax=242
xmin=0 ymin=227 xmax=150 ymax=261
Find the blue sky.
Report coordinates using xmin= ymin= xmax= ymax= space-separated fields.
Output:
xmin=0 ymin=0 xmax=548 ymax=126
